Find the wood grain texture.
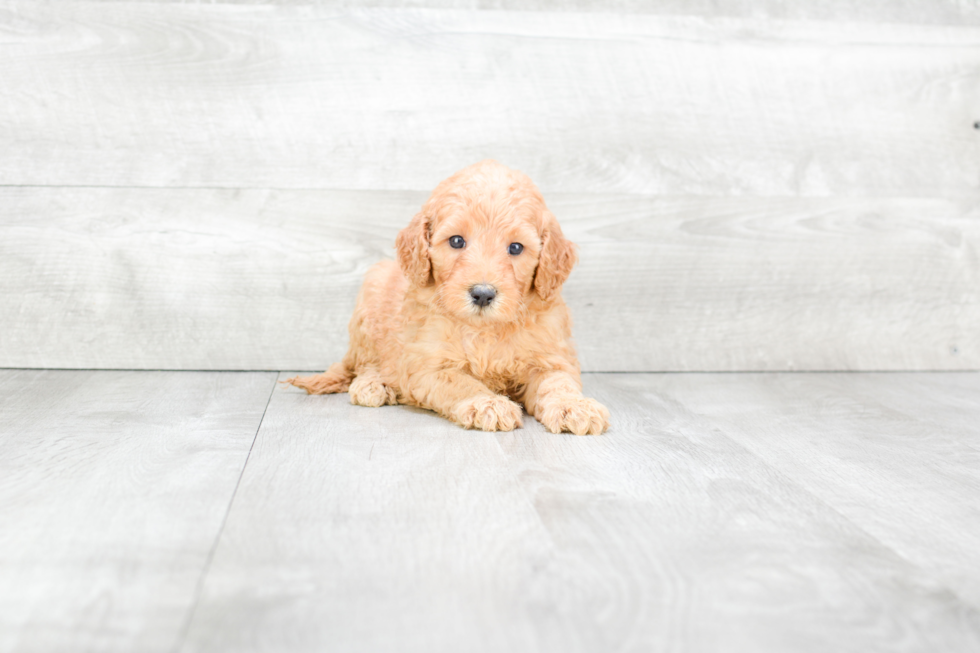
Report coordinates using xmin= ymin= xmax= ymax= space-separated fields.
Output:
xmin=2 ymin=187 xmax=977 ymax=371
xmin=0 ymin=370 xmax=277 ymax=653
xmin=179 ymin=372 xmax=980 ymax=652
xmin=82 ymin=0 xmax=980 ymax=27
xmin=651 ymin=372 xmax=980 ymax=608
xmin=2 ymin=3 xmax=979 ymax=195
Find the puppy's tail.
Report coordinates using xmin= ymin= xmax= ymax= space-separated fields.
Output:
xmin=284 ymin=361 xmax=354 ymax=395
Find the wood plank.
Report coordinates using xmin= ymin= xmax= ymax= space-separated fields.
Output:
xmin=648 ymin=372 xmax=980 ymax=608
xmin=1 ymin=187 xmax=977 ymax=371
xmin=180 ymin=373 xmax=555 ymax=653
xmin=179 ymin=372 xmax=980 ymax=652
xmin=0 ymin=369 xmax=277 ymax=653
xmin=2 ymin=4 xmax=979 ymax=195
xmin=80 ymin=0 xmax=980 ymax=26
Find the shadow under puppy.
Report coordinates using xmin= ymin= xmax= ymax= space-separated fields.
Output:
xmin=288 ymin=160 xmax=609 ymax=435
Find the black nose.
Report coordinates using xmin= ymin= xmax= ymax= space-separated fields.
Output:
xmin=469 ymin=284 xmax=496 ymax=307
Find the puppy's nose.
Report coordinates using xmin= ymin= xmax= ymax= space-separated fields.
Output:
xmin=469 ymin=284 xmax=497 ymax=307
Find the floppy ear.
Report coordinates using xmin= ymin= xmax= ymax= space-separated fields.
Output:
xmin=533 ymin=211 xmax=578 ymax=301
xmin=396 ymin=211 xmax=432 ymax=287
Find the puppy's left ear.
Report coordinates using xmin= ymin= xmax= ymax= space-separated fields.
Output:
xmin=533 ymin=210 xmax=578 ymax=301
xmin=396 ymin=211 xmax=433 ymax=287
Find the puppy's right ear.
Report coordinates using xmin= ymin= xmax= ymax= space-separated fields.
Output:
xmin=396 ymin=211 xmax=432 ymax=287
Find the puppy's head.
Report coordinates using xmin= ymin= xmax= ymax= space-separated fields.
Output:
xmin=396 ymin=160 xmax=577 ymax=324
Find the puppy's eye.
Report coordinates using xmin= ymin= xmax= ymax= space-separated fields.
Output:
xmin=449 ymin=235 xmax=466 ymax=249
xmin=508 ymin=242 xmax=524 ymax=256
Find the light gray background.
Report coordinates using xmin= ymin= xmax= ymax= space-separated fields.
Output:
xmin=2 ymin=2 xmax=980 ymax=652
xmin=3 ymin=0 xmax=977 ymax=371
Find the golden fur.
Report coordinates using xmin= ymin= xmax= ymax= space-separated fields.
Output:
xmin=287 ymin=160 xmax=609 ymax=435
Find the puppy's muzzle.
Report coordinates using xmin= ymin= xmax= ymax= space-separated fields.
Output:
xmin=469 ymin=284 xmax=497 ymax=308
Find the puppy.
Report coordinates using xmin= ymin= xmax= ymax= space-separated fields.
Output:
xmin=288 ymin=160 xmax=609 ymax=435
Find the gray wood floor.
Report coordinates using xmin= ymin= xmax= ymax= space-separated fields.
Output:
xmin=3 ymin=1 xmax=978 ymax=651
xmin=3 ymin=369 xmax=979 ymax=652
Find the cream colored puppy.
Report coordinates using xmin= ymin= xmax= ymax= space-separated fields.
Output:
xmin=289 ymin=160 xmax=609 ymax=435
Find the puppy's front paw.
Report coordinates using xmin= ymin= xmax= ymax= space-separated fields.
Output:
xmin=453 ymin=395 xmax=523 ymax=432
xmin=537 ymin=396 xmax=609 ymax=435
xmin=349 ymin=375 xmax=397 ymax=407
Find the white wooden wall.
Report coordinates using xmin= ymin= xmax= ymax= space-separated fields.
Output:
xmin=1 ymin=1 xmax=978 ymax=371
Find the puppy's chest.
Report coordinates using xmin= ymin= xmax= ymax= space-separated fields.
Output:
xmin=458 ymin=330 xmax=533 ymax=386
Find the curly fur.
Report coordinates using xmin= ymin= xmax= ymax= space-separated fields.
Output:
xmin=288 ymin=160 xmax=609 ymax=435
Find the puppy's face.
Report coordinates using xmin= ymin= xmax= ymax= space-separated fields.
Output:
xmin=428 ymin=205 xmax=542 ymax=323
xmin=397 ymin=161 xmax=577 ymax=325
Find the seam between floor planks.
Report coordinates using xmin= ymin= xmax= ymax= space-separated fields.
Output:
xmin=212 ymin=371 xmax=980 ymax=621
xmin=177 ymin=371 xmax=980 ymax=651
xmin=4 ymin=370 xmax=977 ymax=650
xmin=171 ymin=375 xmax=279 ymax=653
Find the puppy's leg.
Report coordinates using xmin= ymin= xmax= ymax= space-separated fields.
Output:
xmin=524 ymin=370 xmax=609 ymax=436
xmin=286 ymin=362 xmax=353 ymax=395
xmin=406 ymin=369 xmax=523 ymax=432
xmin=348 ymin=367 xmax=397 ymax=407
